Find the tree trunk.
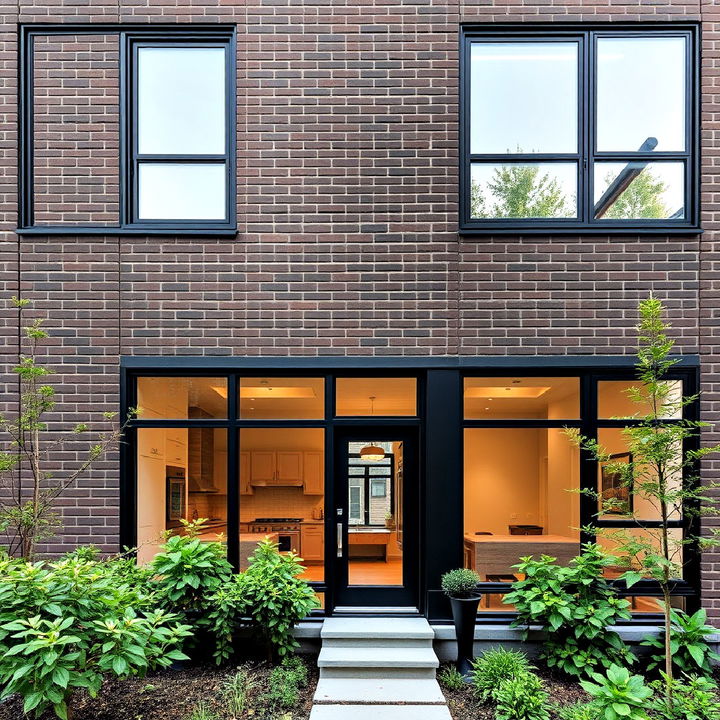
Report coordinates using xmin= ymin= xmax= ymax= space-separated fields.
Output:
xmin=662 ymin=584 xmax=673 ymax=703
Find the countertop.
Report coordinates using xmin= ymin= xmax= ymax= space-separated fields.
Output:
xmin=464 ymin=534 xmax=578 ymax=544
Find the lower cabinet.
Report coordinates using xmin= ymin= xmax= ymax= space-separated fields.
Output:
xmin=301 ymin=524 xmax=324 ymax=562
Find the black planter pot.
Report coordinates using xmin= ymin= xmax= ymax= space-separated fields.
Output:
xmin=450 ymin=594 xmax=481 ymax=676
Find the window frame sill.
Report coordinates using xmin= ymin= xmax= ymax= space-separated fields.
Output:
xmin=458 ymin=224 xmax=703 ymax=237
xmin=15 ymin=225 xmax=239 ymax=237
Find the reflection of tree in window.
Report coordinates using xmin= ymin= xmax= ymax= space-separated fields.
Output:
xmin=601 ymin=168 xmax=668 ymax=219
xmin=471 ymin=165 xmax=571 ymax=219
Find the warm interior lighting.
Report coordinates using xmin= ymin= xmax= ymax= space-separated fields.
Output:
xmin=239 ymin=386 xmax=316 ymax=399
xmin=465 ymin=386 xmax=551 ymax=399
xmin=211 ymin=385 xmax=228 ymax=399
xmin=359 ymin=444 xmax=386 ymax=462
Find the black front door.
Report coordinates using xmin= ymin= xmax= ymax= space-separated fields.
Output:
xmin=332 ymin=427 xmax=419 ymax=608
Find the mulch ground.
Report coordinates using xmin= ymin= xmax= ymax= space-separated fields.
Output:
xmin=0 ymin=658 xmax=319 ymax=720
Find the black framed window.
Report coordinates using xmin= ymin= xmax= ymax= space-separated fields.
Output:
xmin=348 ymin=451 xmax=394 ymax=527
xmin=459 ymin=24 xmax=699 ymax=234
xmin=18 ymin=24 xmax=237 ymax=236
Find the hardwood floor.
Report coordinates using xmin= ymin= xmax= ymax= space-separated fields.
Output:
xmin=300 ymin=559 xmax=403 ymax=585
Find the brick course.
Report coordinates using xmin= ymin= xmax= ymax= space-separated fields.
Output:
xmin=1 ymin=0 xmax=719 ymax=617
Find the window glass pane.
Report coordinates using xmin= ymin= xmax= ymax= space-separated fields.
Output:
xmin=598 ymin=527 xmax=684 ymax=580
xmin=239 ymin=428 xmax=325 ymax=583
xmin=136 ymin=428 xmax=227 ymax=564
xmin=598 ymin=380 xmax=682 ymax=419
xmin=470 ymin=42 xmax=578 ymax=154
xmin=597 ymin=428 xmax=682 ymax=522
xmin=137 ymin=377 xmax=227 ymax=419
xmin=138 ymin=46 xmax=226 ymax=155
xmin=596 ymin=37 xmax=686 ymax=152
xmin=470 ymin=163 xmax=577 ymax=219
xmin=239 ymin=377 xmax=324 ymax=419
xmin=464 ymin=377 xmax=580 ymax=419
xmin=138 ymin=163 xmax=226 ymax=221
xmin=464 ymin=428 xmax=580 ymax=580
xmin=593 ymin=162 xmax=685 ymax=220
xmin=335 ymin=378 xmax=417 ymax=416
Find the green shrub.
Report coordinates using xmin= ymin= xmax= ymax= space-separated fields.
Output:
xmin=220 ymin=665 xmax=257 ymax=718
xmin=441 ymin=568 xmax=480 ymax=598
xmin=503 ymin=543 xmax=634 ymax=678
xmin=223 ymin=539 xmax=319 ymax=660
xmin=555 ymin=702 xmax=596 ymax=720
xmin=470 ymin=647 xmax=532 ymax=702
xmin=650 ymin=674 xmax=720 ymax=720
xmin=0 ymin=554 xmax=191 ymax=720
xmin=642 ymin=608 xmax=720 ymax=677
xmin=261 ymin=656 xmax=308 ymax=711
xmin=493 ymin=672 xmax=550 ymax=720
xmin=185 ymin=700 xmax=220 ymax=720
xmin=150 ymin=519 xmax=233 ymax=613
xmin=438 ymin=665 xmax=466 ymax=691
xmin=580 ymin=664 xmax=653 ymax=720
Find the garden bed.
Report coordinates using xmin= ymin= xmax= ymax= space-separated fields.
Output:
xmin=0 ymin=657 xmax=318 ymax=720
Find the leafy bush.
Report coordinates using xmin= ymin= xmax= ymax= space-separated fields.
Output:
xmin=151 ymin=519 xmax=233 ymax=613
xmin=580 ymin=664 xmax=653 ymax=720
xmin=441 ymin=568 xmax=480 ymax=598
xmin=210 ymin=539 xmax=319 ymax=662
xmin=503 ymin=544 xmax=634 ymax=678
xmin=470 ymin=647 xmax=532 ymax=702
xmin=642 ymin=608 xmax=720 ymax=677
xmin=260 ymin=655 xmax=309 ymax=711
xmin=438 ymin=665 xmax=466 ymax=691
xmin=494 ymin=672 xmax=550 ymax=720
xmin=0 ymin=554 xmax=190 ymax=719
xmin=555 ymin=702 xmax=596 ymax=720
xmin=650 ymin=674 xmax=720 ymax=720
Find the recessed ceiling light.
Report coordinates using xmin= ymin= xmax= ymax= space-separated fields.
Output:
xmin=466 ymin=386 xmax=552 ymax=400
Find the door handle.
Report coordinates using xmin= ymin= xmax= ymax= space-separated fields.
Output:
xmin=336 ymin=522 xmax=343 ymax=558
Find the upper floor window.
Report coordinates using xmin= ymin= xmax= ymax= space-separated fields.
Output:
xmin=459 ymin=25 xmax=698 ymax=234
xmin=18 ymin=25 xmax=236 ymax=235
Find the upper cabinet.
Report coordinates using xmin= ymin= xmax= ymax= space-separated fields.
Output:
xmin=247 ymin=450 xmax=323 ymax=493
xmin=303 ymin=452 xmax=323 ymax=494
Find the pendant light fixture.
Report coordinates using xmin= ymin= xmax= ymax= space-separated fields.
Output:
xmin=359 ymin=396 xmax=386 ymax=462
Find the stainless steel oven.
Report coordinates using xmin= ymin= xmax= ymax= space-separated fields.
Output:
xmin=249 ymin=518 xmax=301 ymax=554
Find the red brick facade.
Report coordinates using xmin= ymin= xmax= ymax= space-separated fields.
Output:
xmin=0 ymin=0 xmax=718 ymax=619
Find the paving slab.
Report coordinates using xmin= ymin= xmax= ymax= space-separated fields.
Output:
xmin=314 ymin=677 xmax=446 ymax=705
xmin=310 ymin=704 xmax=453 ymax=720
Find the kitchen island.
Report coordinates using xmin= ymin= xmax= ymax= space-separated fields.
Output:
xmin=240 ymin=532 xmax=279 ymax=570
xmin=464 ymin=534 xmax=580 ymax=580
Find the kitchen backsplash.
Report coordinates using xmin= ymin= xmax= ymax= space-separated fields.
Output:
xmin=239 ymin=486 xmax=323 ymax=522
xmin=188 ymin=492 xmax=227 ymax=520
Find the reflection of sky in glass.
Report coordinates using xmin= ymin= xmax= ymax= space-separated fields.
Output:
xmin=593 ymin=162 xmax=685 ymax=219
xmin=470 ymin=43 xmax=578 ymax=154
xmin=471 ymin=163 xmax=577 ymax=218
xmin=596 ymin=38 xmax=686 ymax=152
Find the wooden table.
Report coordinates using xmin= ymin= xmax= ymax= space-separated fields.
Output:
xmin=464 ymin=534 xmax=580 ymax=580
xmin=349 ymin=528 xmax=391 ymax=561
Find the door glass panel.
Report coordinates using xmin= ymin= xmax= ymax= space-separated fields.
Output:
xmin=335 ymin=378 xmax=417 ymax=416
xmin=598 ymin=380 xmax=682 ymax=419
xmin=596 ymin=37 xmax=686 ymax=152
xmin=238 ymin=427 xmax=324 ymax=583
xmin=463 ymin=428 xmax=580 ymax=589
xmin=136 ymin=427 xmax=227 ymax=565
xmin=470 ymin=42 xmax=578 ymax=154
xmin=137 ymin=46 xmax=226 ymax=155
xmin=347 ymin=440 xmax=403 ymax=586
xmin=137 ymin=377 xmax=228 ymax=419
xmin=464 ymin=376 xmax=580 ymax=419
xmin=470 ymin=162 xmax=577 ymax=219
xmin=239 ymin=377 xmax=324 ymax=419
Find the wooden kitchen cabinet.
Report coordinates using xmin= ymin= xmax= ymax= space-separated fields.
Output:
xmin=136 ymin=453 xmax=165 ymax=565
xmin=301 ymin=524 xmax=324 ymax=562
xmin=277 ymin=452 xmax=302 ymax=483
xmin=250 ymin=451 xmax=275 ymax=483
xmin=240 ymin=452 xmax=252 ymax=495
xmin=302 ymin=452 xmax=323 ymax=494
xmin=138 ymin=427 xmax=166 ymax=460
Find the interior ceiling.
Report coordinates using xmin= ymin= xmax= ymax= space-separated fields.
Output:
xmin=464 ymin=377 xmax=579 ymax=417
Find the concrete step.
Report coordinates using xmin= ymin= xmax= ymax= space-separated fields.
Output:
xmin=318 ymin=646 xmax=439 ymax=679
xmin=314 ymin=678 xmax=446 ymax=705
xmin=321 ymin=617 xmax=434 ymax=642
xmin=310 ymin=705 xmax=453 ymax=720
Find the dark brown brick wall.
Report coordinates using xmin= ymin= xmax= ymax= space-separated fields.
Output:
xmin=1 ymin=0 xmax=718 ymax=618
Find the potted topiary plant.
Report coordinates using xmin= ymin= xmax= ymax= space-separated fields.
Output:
xmin=441 ymin=568 xmax=482 ymax=675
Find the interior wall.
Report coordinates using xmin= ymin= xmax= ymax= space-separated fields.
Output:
xmin=464 ymin=427 xmax=542 ymax=535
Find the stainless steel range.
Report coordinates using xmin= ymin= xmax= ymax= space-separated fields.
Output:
xmin=249 ymin=517 xmax=302 ymax=554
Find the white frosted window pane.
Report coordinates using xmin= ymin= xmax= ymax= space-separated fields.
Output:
xmin=138 ymin=47 xmax=226 ymax=155
xmin=597 ymin=37 xmax=686 ymax=152
xmin=138 ymin=163 xmax=227 ymax=220
xmin=470 ymin=42 xmax=578 ymax=154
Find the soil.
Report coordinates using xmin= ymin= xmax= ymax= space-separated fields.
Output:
xmin=0 ymin=657 xmax=319 ymax=720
